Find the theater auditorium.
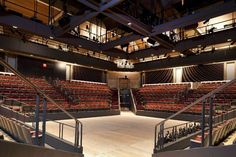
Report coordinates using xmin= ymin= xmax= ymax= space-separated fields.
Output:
xmin=0 ymin=0 xmax=236 ymax=157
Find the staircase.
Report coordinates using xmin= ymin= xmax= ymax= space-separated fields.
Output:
xmin=153 ymin=78 xmax=236 ymax=156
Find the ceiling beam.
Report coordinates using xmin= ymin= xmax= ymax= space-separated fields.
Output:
xmin=151 ymin=0 xmax=236 ymax=36
xmin=99 ymin=0 xmax=125 ymax=12
xmin=53 ymin=11 xmax=99 ymax=36
xmin=54 ymin=0 xmax=124 ymax=36
xmin=133 ymin=47 xmax=236 ymax=71
xmin=102 ymin=11 xmax=174 ymax=48
xmin=130 ymin=27 xmax=236 ymax=59
xmin=100 ymin=33 xmax=142 ymax=50
xmin=76 ymin=0 xmax=99 ymax=11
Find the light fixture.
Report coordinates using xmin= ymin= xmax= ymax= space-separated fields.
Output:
xmin=42 ymin=63 xmax=47 ymax=68
xmin=127 ymin=22 xmax=132 ymax=26
xmin=0 ymin=48 xmax=4 ymax=51
xmin=197 ymin=45 xmax=201 ymax=48
xmin=30 ymin=54 xmax=34 ymax=56
xmin=49 ymin=36 xmax=54 ymax=39
xmin=180 ymin=53 xmax=185 ymax=57
xmin=57 ymin=62 xmax=66 ymax=70
xmin=172 ymin=49 xmax=175 ymax=52
xmin=227 ymin=39 xmax=232 ymax=42
xmin=12 ymin=25 xmax=18 ymax=29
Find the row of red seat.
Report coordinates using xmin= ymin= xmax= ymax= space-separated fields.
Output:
xmin=55 ymin=80 xmax=119 ymax=110
xmin=134 ymin=82 xmax=236 ymax=114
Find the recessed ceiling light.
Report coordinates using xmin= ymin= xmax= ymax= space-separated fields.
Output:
xmin=227 ymin=39 xmax=232 ymax=42
xmin=12 ymin=25 xmax=18 ymax=29
xmin=49 ymin=36 xmax=54 ymax=39
xmin=127 ymin=22 xmax=132 ymax=26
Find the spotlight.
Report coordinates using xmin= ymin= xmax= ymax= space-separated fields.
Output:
xmin=127 ymin=22 xmax=132 ymax=26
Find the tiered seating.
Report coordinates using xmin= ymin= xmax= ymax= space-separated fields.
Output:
xmin=55 ymin=80 xmax=114 ymax=110
xmin=111 ymin=89 xmax=119 ymax=109
xmin=134 ymin=81 xmax=236 ymax=114
xmin=190 ymin=118 xmax=236 ymax=147
xmin=186 ymin=81 xmax=236 ymax=112
xmin=0 ymin=115 xmax=41 ymax=144
xmin=135 ymin=83 xmax=198 ymax=113
xmin=0 ymin=74 xmax=69 ymax=112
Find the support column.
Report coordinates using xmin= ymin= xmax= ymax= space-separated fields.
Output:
xmin=34 ymin=93 xmax=40 ymax=145
xmin=41 ymin=97 xmax=47 ymax=146
xmin=209 ymin=96 xmax=214 ymax=146
xmin=201 ymin=100 xmax=206 ymax=147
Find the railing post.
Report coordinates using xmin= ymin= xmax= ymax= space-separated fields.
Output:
xmin=209 ymin=96 xmax=214 ymax=146
xmin=74 ymin=121 xmax=79 ymax=147
xmin=34 ymin=93 xmax=40 ymax=146
xmin=159 ymin=123 xmax=164 ymax=150
xmin=41 ymin=97 xmax=47 ymax=146
xmin=201 ymin=100 xmax=206 ymax=147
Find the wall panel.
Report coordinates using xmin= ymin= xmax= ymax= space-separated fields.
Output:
xmin=182 ymin=63 xmax=224 ymax=82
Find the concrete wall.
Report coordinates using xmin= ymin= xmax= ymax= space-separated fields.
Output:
xmin=107 ymin=71 xmax=141 ymax=89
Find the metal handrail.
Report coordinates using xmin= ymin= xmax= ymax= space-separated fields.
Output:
xmin=118 ymin=88 xmax=121 ymax=111
xmin=130 ymin=89 xmax=137 ymax=113
xmin=154 ymin=78 xmax=236 ymax=151
xmin=0 ymin=58 xmax=83 ymax=148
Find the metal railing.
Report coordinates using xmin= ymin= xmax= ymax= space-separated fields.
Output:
xmin=127 ymin=18 xmax=236 ymax=53
xmin=118 ymin=88 xmax=121 ymax=111
xmin=130 ymin=89 xmax=137 ymax=113
xmin=154 ymin=78 xmax=236 ymax=153
xmin=0 ymin=58 xmax=83 ymax=149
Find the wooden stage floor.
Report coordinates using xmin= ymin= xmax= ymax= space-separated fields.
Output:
xmin=45 ymin=112 xmax=186 ymax=157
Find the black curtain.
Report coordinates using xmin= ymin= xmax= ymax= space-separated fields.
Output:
xmin=73 ymin=66 xmax=104 ymax=83
xmin=18 ymin=56 xmax=66 ymax=80
xmin=145 ymin=69 xmax=173 ymax=83
xmin=182 ymin=63 xmax=224 ymax=82
xmin=0 ymin=51 xmax=4 ymax=71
